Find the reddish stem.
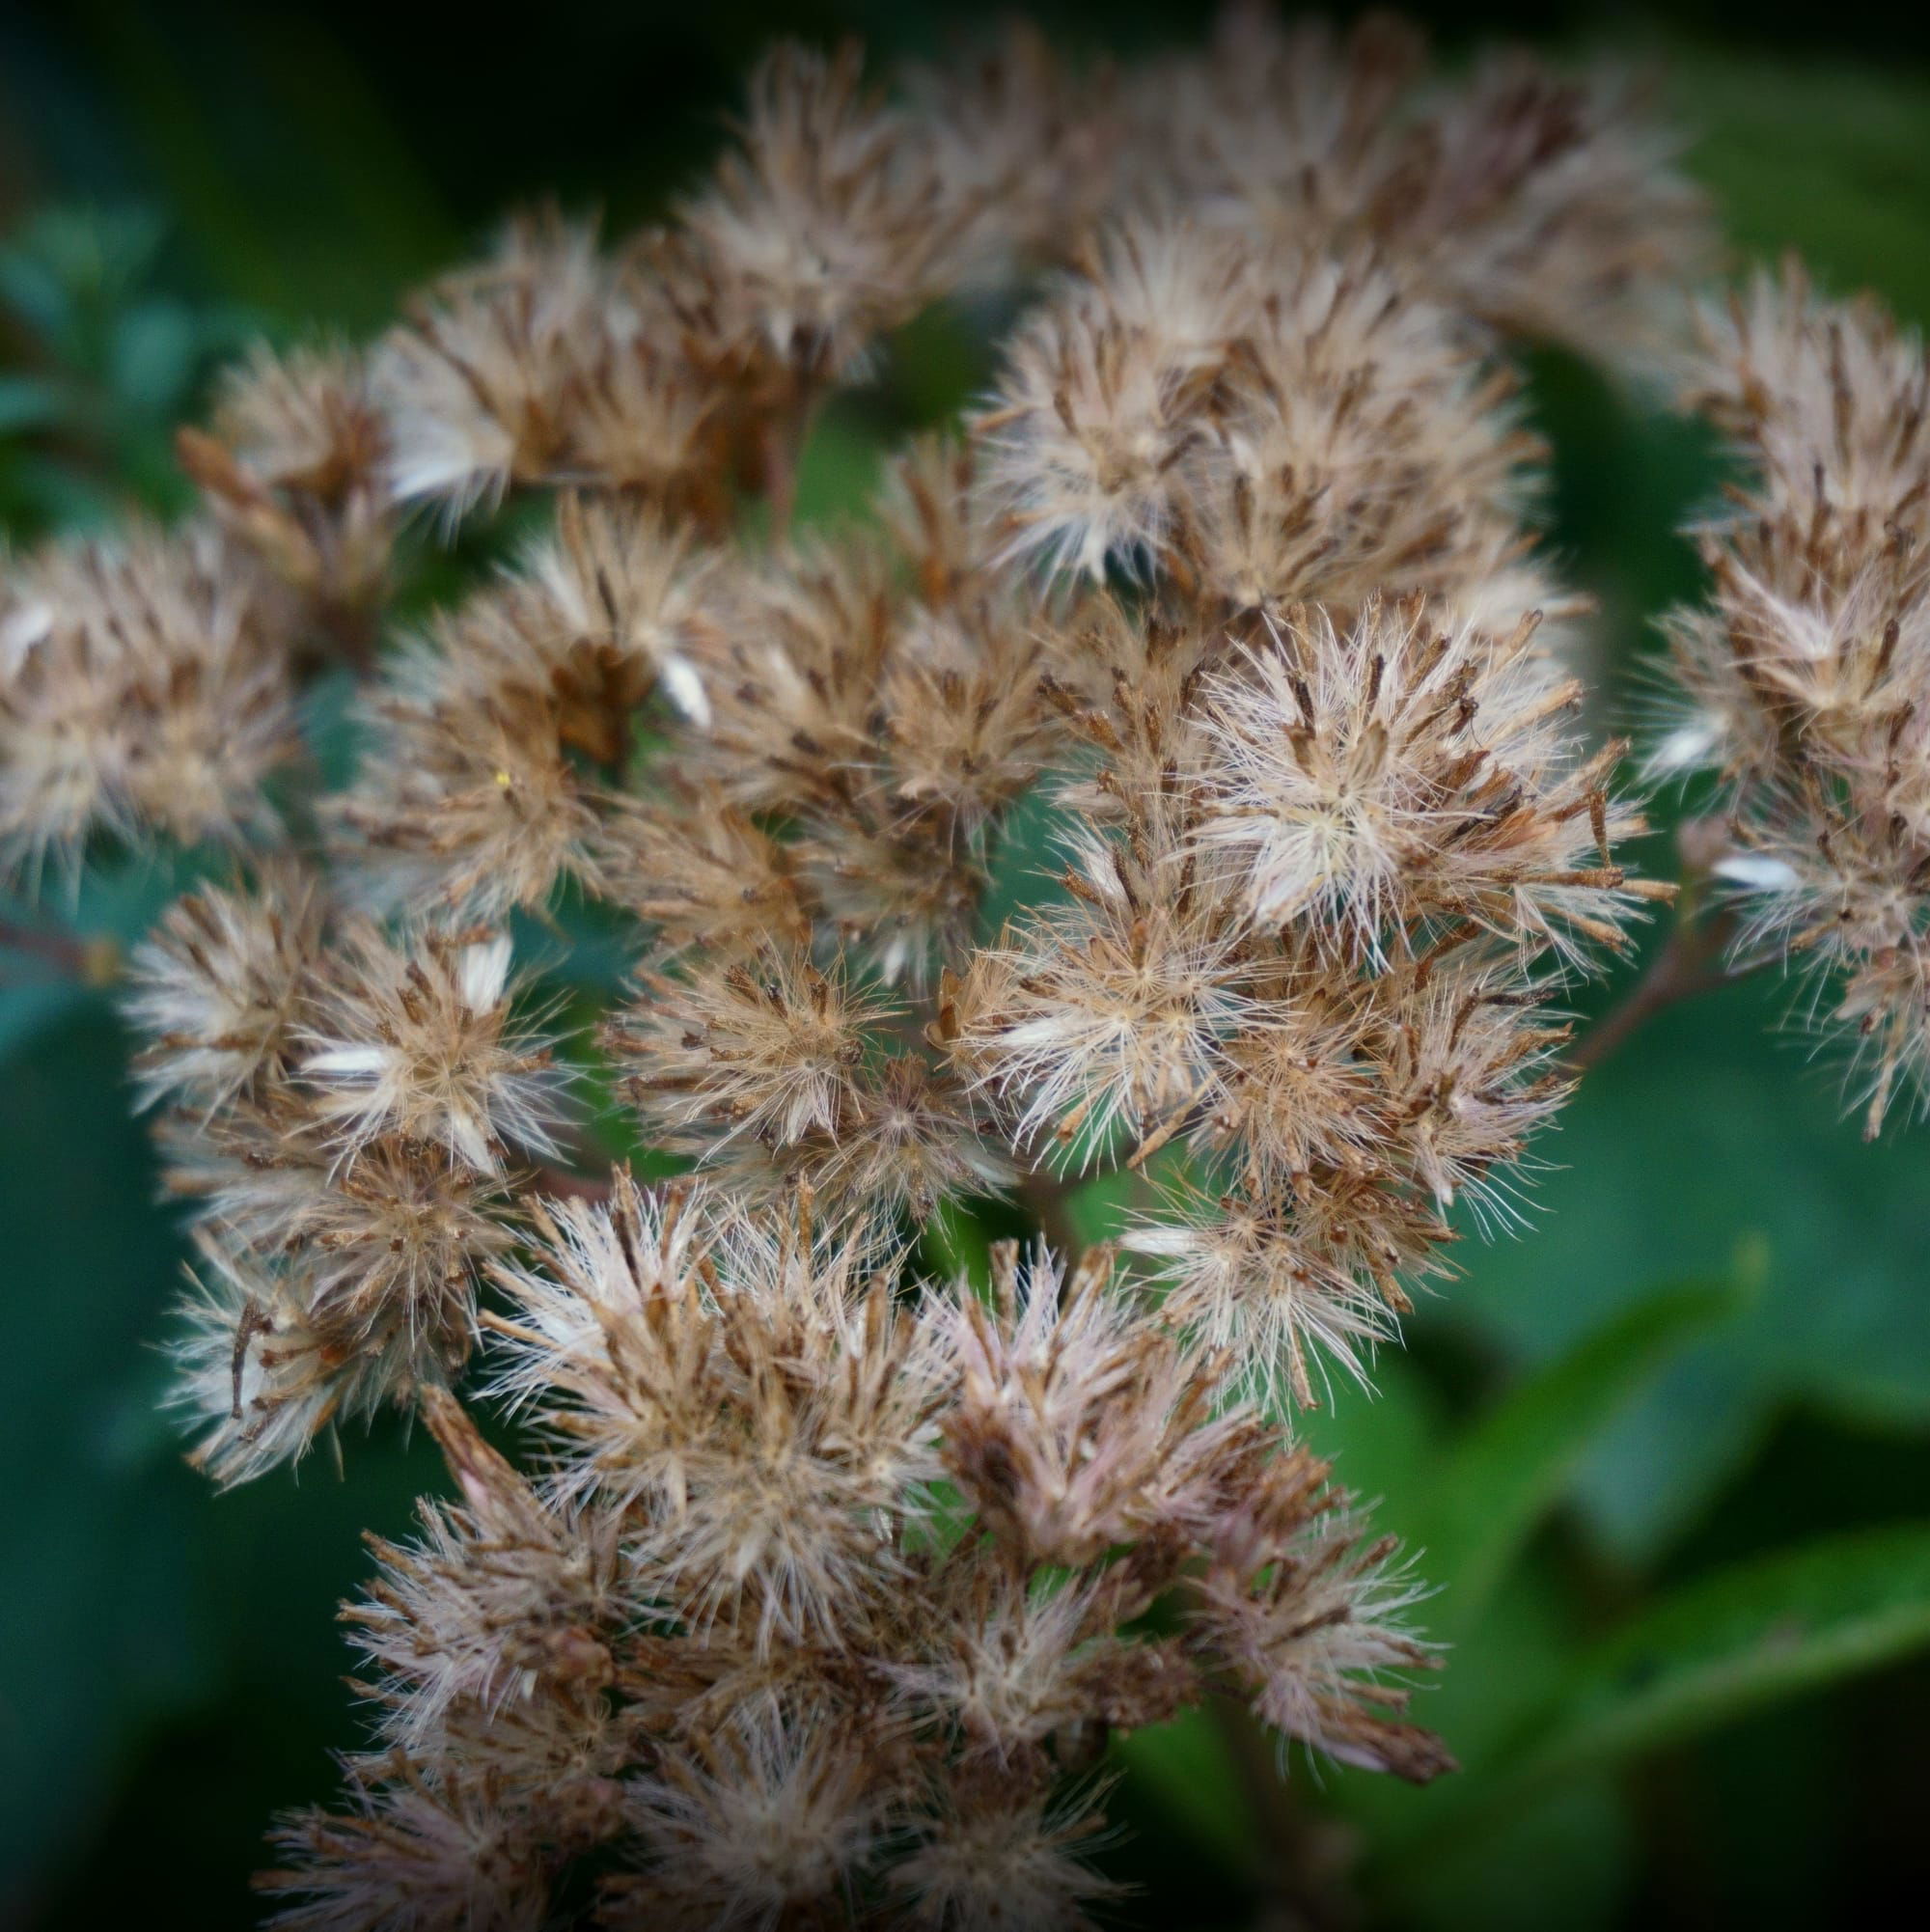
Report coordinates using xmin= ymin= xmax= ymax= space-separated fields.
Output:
xmin=0 ymin=916 xmax=109 ymax=983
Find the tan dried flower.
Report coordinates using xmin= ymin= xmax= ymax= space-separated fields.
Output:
xmin=124 ymin=866 xmax=327 ymax=1114
xmin=301 ymin=924 xmax=569 ymax=1173
xmin=178 ymin=340 xmax=394 ymax=610
xmin=1658 ymin=266 xmax=1930 ymax=1130
xmin=674 ymin=41 xmax=967 ymax=399
xmin=1190 ymin=596 xmax=1644 ymax=965
xmin=0 ymin=522 xmax=296 ymax=885
xmin=491 ymin=1178 xmax=951 ymax=1648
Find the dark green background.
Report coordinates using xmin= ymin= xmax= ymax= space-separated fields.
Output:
xmin=4 ymin=4 xmax=1930 ymax=1926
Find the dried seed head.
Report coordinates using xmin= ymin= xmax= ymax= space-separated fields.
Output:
xmin=675 ymin=41 xmax=968 ymax=396
xmin=125 ymin=866 xmax=327 ymax=1114
xmin=0 ymin=523 xmax=296 ymax=886
xmin=302 ymin=924 xmax=570 ymax=1173
xmin=1657 ymin=267 xmax=1930 ymax=1130
xmin=63 ymin=16 xmax=1735 ymax=1915
xmin=1191 ymin=595 xmax=1643 ymax=968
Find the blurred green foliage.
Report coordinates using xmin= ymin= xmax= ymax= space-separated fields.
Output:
xmin=3 ymin=5 xmax=1930 ymax=1928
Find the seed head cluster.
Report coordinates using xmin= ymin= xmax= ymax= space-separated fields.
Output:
xmin=0 ymin=7 xmax=1814 ymax=1924
xmin=1654 ymin=264 xmax=1930 ymax=1134
xmin=263 ymin=1197 xmax=1448 ymax=1928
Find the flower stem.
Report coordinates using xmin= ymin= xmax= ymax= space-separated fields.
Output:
xmin=1569 ymin=816 xmax=1761 ymax=1073
xmin=0 ymin=915 xmax=115 ymax=984
xmin=1568 ymin=910 xmax=1742 ymax=1071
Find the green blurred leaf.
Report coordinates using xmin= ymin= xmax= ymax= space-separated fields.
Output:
xmin=106 ymin=298 xmax=200 ymax=414
xmin=1680 ymin=53 xmax=1930 ymax=323
xmin=0 ymin=206 xmax=169 ymax=355
xmin=1439 ymin=964 xmax=1930 ymax=1563
xmin=1382 ymin=1779 xmax=1634 ymax=1932
xmin=920 ymin=1197 xmax=995 ymax=1293
xmin=1418 ymin=1277 xmax=1748 ymax=1624
xmin=1110 ymin=1705 xmax=1256 ymax=1871
xmin=1399 ymin=1522 xmax=1930 ymax=1864
xmin=1336 ymin=1552 xmax=1638 ymax=1930
xmin=0 ymin=243 xmax=72 ymax=341
xmin=0 ymin=1008 xmax=205 ymax=1891
xmin=1516 ymin=1521 xmax=1930 ymax=1778
xmin=1293 ymin=1347 xmax=1447 ymax=1530
xmin=793 ymin=406 xmax=887 ymax=531
xmin=0 ymin=373 xmax=68 ymax=435
xmin=0 ymin=976 xmax=95 ymax=1062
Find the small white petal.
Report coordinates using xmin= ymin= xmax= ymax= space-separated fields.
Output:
xmin=305 ymin=1044 xmax=393 ymax=1077
xmin=0 ymin=598 xmax=54 ymax=672
xmin=1649 ymin=721 xmax=1721 ymax=775
xmin=1714 ymin=852 xmax=1802 ymax=893
xmin=1120 ymin=1225 xmax=1197 ymax=1257
xmin=658 ymin=655 xmax=712 ymax=731
xmin=457 ymin=935 xmax=514 ymax=1011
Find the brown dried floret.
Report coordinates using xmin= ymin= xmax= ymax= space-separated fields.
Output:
xmin=300 ymin=924 xmax=570 ymax=1175
xmin=1190 ymin=595 xmax=1648 ymax=966
xmin=593 ymin=782 xmax=809 ymax=958
xmin=345 ymin=1389 xmax=627 ymax=1753
xmin=124 ymin=865 xmax=329 ymax=1114
xmin=606 ymin=939 xmax=888 ymax=1155
xmin=179 ymin=340 xmax=394 ymax=612
xmin=951 ymin=814 xmax=1256 ymax=1172
xmin=490 ymin=1177 xmax=952 ymax=1649
xmin=0 ymin=522 xmax=297 ymax=884
xmin=376 ymin=212 xmax=726 ymax=523
xmin=1656 ymin=267 xmax=1930 ymax=1130
xmin=673 ymin=41 xmax=973 ymax=401
xmin=261 ymin=1761 xmax=554 ymax=1932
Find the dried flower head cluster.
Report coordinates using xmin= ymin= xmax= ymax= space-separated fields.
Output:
xmin=1654 ymin=265 xmax=1930 ymax=1133
xmin=946 ymin=585 xmax=1653 ymax=1406
xmin=0 ymin=523 xmax=297 ymax=887
xmin=130 ymin=888 xmax=561 ymax=1482
xmin=263 ymin=1193 xmax=1446 ymax=1928
xmin=0 ymin=7 xmax=1775 ymax=1924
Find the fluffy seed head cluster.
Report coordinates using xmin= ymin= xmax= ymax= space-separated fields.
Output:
xmin=1134 ymin=7 xmax=1711 ymax=371
xmin=949 ymin=585 xmax=1648 ymax=1402
xmin=129 ymin=880 xmax=559 ymax=1482
xmin=268 ymin=1195 xmax=1448 ymax=1926
xmin=0 ymin=523 xmax=296 ymax=886
xmin=0 ymin=8 xmax=1752 ymax=1922
xmin=979 ymin=230 xmax=1541 ymax=612
xmin=1654 ymin=263 xmax=1930 ymax=1133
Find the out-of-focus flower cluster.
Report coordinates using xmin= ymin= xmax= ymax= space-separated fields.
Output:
xmin=0 ymin=7 xmax=1742 ymax=1923
xmin=1654 ymin=264 xmax=1930 ymax=1134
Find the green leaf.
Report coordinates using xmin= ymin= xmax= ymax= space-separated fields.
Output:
xmin=1394 ymin=1522 xmax=1930 ymax=1863
xmin=1517 ymin=1521 xmax=1930 ymax=1777
xmin=1438 ymin=960 xmax=1930 ymax=1563
xmin=1382 ymin=1779 xmax=1634 ymax=1932
xmin=1292 ymin=1348 xmax=1447 ymax=1534
xmin=0 ymin=1007 xmax=207 ymax=1886
xmin=0 ymin=976 xmax=96 ymax=1063
xmin=107 ymin=297 xmax=201 ymax=415
xmin=1678 ymin=53 xmax=1930 ymax=324
xmin=1109 ymin=1705 xmax=1257 ymax=1872
xmin=0 ymin=373 xmax=68 ymax=435
xmin=1417 ymin=1276 xmax=1749 ymax=1623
